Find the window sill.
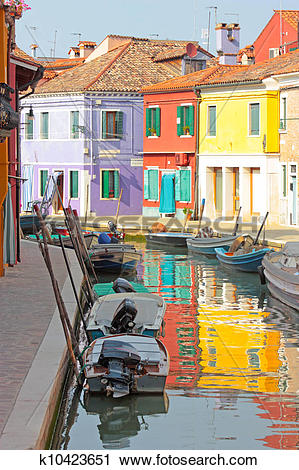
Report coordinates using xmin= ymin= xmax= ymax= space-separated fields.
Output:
xmin=247 ymin=134 xmax=260 ymax=138
xmin=100 ymin=198 xmax=119 ymax=201
xmin=278 ymin=129 xmax=287 ymax=134
xmin=180 ymin=135 xmax=192 ymax=138
xmin=147 ymin=136 xmax=159 ymax=139
xmin=206 ymin=135 xmax=216 ymax=138
xmin=100 ymin=138 xmax=120 ymax=141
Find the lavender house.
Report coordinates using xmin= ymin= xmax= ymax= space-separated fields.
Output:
xmin=21 ymin=35 xmax=212 ymax=217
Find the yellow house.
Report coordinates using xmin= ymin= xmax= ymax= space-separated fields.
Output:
xmin=197 ymin=75 xmax=281 ymax=224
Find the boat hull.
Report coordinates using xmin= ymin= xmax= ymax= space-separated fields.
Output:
xmin=215 ymin=247 xmax=271 ymax=272
xmin=89 ymin=244 xmax=142 ymax=273
xmin=187 ymin=235 xmax=237 ymax=256
xmin=262 ymin=250 xmax=299 ymax=311
xmin=145 ymin=232 xmax=194 ymax=247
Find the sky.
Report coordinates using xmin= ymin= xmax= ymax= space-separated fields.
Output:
xmin=15 ymin=0 xmax=299 ymax=59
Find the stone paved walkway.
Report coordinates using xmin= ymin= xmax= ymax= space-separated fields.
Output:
xmin=0 ymin=240 xmax=75 ymax=446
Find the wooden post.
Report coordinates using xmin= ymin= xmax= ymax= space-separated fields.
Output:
xmin=59 ymin=234 xmax=89 ymax=339
xmin=195 ymin=198 xmax=206 ymax=236
xmin=254 ymin=211 xmax=269 ymax=246
xmin=232 ymin=206 xmax=242 ymax=236
xmin=33 ymin=204 xmax=53 ymax=243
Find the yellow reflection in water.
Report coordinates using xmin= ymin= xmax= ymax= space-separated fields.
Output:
xmin=196 ymin=307 xmax=283 ymax=393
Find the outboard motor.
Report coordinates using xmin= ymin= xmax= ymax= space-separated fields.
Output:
xmin=110 ymin=298 xmax=138 ymax=334
xmin=113 ymin=278 xmax=136 ymax=294
xmin=98 ymin=340 xmax=141 ymax=398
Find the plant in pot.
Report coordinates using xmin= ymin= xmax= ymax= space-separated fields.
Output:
xmin=148 ymin=127 xmax=157 ymax=136
xmin=4 ymin=0 xmax=31 ymax=18
xmin=183 ymin=126 xmax=190 ymax=135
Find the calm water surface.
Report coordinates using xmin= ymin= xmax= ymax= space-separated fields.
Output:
xmin=54 ymin=246 xmax=299 ymax=450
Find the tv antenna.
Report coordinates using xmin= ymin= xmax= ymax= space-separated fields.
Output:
xmin=71 ymin=32 xmax=82 ymax=44
xmin=224 ymin=13 xmax=240 ymax=23
xmin=206 ymin=6 xmax=218 ymax=52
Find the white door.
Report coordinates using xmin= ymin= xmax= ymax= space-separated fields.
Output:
xmin=251 ymin=168 xmax=261 ymax=214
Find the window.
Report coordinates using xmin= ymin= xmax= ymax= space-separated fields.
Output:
xmin=39 ymin=170 xmax=48 ymax=197
xmin=269 ymin=48 xmax=279 ymax=59
xmin=70 ymin=170 xmax=79 ymax=198
xmin=70 ymin=111 xmax=79 ymax=139
xmin=175 ymin=169 xmax=191 ymax=202
xmin=177 ymin=105 xmax=194 ymax=136
xmin=40 ymin=112 xmax=49 ymax=139
xmin=207 ymin=105 xmax=216 ymax=136
xmin=146 ymin=107 xmax=161 ymax=137
xmin=282 ymin=164 xmax=287 ymax=197
xmin=185 ymin=59 xmax=205 ymax=74
xmin=144 ymin=169 xmax=159 ymax=200
xmin=280 ymin=97 xmax=287 ymax=130
xmin=25 ymin=113 xmax=33 ymax=140
xmin=249 ymin=103 xmax=260 ymax=136
xmin=101 ymin=169 xmax=120 ymax=198
xmin=102 ymin=111 xmax=123 ymax=139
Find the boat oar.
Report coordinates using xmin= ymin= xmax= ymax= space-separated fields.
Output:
xmin=232 ymin=206 xmax=242 ymax=236
xmin=253 ymin=211 xmax=269 ymax=245
xmin=195 ymin=198 xmax=205 ymax=236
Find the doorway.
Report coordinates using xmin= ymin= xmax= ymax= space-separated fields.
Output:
xmin=250 ymin=168 xmax=261 ymax=215
xmin=289 ymin=174 xmax=297 ymax=225
xmin=53 ymin=171 xmax=64 ymax=213
xmin=213 ymin=167 xmax=223 ymax=213
xmin=233 ymin=168 xmax=240 ymax=214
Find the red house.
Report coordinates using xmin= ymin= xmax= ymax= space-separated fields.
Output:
xmin=142 ymin=76 xmax=200 ymax=221
xmin=254 ymin=10 xmax=299 ymax=63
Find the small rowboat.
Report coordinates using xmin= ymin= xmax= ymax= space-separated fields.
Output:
xmin=83 ymin=334 xmax=169 ymax=397
xmin=88 ymin=244 xmax=142 ymax=274
xmin=145 ymin=232 xmax=194 ymax=247
xmin=187 ymin=234 xmax=238 ymax=256
xmin=215 ymin=246 xmax=271 ymax=272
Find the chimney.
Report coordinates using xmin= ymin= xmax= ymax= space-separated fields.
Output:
xmin=78 ymin=41 xmax=97 ymax=58
xmin=30 ymin=44 xmax=38 ymax=58
xmin=216 ymin=23 xmax=240 ymax=65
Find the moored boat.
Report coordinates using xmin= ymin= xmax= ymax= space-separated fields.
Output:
xmin=145 ymin=231 xmax=194 ymax=247
xmin=187 ymin=234 xmax=238 ymax=256
xmin=261 ymin=242 xmax=299 ymax=311
xmin=215 ymin=246 xmax=271 ymax=272
xmin=87 ymin=291 xmax=166 ymax=341
xmin=88 ymin=243 xmax=142 ymax=274
xmin=82 ymin=334 xmax=169 ymax=397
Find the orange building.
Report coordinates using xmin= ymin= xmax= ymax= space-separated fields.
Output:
xmin=142 ymin=87 xmax=199 ymax=220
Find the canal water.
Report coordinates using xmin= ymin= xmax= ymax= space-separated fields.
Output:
xmin=53 ymin=245 xmax=299 ymax=450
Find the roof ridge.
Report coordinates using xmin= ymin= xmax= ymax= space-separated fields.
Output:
xmin=84 ymin=40 xmax=132 ymax=90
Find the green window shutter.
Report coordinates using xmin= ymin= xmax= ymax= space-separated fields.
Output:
xmin=144 ymin=170 xmax=149 ymax=199
xmin=70 ymin=171 xmax=78 ymax=198
xmin=102 ymin=170 xmax=109 ymax=198
xmin=71 ymin=111 xmax=79 ymax=139
xmin=156 ymin=108 xmax=161 ymax=136
xmin=188 ymin=106 xmax=194 ymax=135
xmin=26 ymin=114 xmax=33 ymax=139
xmin=114 ymin=170 xmax=120 ymax=198
xmin=146 ymin=108 xmax=152 ymax=137
xmin=175 ymin=169 xmax=181 ymax=200
xmin=41 ymin=113 xmax=49 ymax=139
xmin=102 ymin=111 xmax=107 ymax=139
xmin=177 ymin=106 xmax=183 ymax=136
xmin=180 ymin=170 xmax=191 ymax=201
xmin=149 ymin=169 xmax=159 ymax=200
xmin=116 ymin=111 xmax=123 ymax=139
xmin=250 ymin=103 xmax=260 ymax=135
xmin=40 ymin=170 xmax=48 ymax=196
xmin=208 ymin=106 xmax=216 ymax=136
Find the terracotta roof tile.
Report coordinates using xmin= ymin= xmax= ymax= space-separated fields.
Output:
xmin=35 ymin=37 xmax=210 ymax=94
xmin=142 ymin=48 xmax=299 ymax=92
xmin=12 ymin=46 xmax=40 ymax=64
xmin=273 ymin=10 xmax=299 ymax=30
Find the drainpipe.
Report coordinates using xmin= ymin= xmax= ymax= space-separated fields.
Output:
xmin=193 ymin=87 xmax=202 ymax=220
